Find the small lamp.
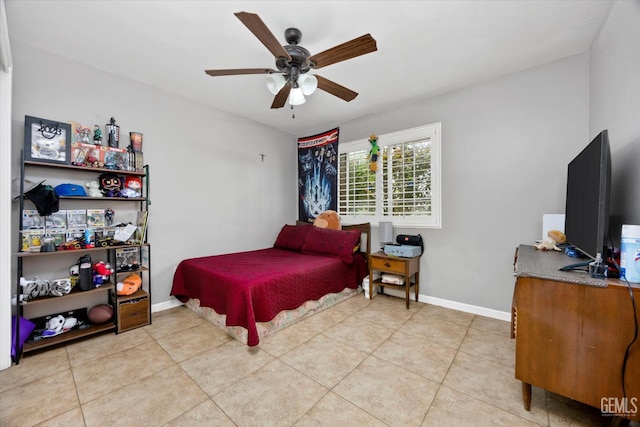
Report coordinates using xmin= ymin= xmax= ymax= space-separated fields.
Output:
xmin=379 ymin=221 xmax=394 ymax=248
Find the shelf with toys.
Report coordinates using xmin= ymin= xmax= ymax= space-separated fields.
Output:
xmin=13 ymin=116 xmax=151 ymax=363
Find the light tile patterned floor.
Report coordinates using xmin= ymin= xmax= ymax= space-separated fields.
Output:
xmin=0 ymin=295 xmax=634 ymax=426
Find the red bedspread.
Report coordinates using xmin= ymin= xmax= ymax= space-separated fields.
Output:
xmin=171 ymin=247 xmax=367 ymax=346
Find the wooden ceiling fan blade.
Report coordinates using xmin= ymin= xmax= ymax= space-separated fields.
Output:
xmin=205 ymin=68 xmax=277 ymax=76
xmin=316 ymin=75 xmax=358 ymax=102
xmin=235 ymin=12 xmax=291 ymax=61
xmin=271 ymin=83 xmax=291 ymax=109
xmin=309 ymin=34 xmax=377 ymax=69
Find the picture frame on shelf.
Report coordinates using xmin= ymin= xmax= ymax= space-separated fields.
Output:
xmin=24 ymin=116 xmax=72 ymax=164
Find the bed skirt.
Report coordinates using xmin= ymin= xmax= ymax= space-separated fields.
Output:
xmin=184 ymin=286 xmax=360 ymax=345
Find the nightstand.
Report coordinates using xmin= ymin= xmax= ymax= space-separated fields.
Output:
xmin=368 ymin=251 xmax=420 ymax=309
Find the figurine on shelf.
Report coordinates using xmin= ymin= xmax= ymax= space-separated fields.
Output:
xmin=105 ymin=117 xmax=119 ymax=148
xmin=93 ymin=125 xmax=102 ymax=145
xmin=105 ymin=208 xmax=115 ymax=226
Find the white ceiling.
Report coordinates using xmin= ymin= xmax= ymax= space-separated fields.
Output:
xmin=5 ymin=0 xmax=611 ymax=136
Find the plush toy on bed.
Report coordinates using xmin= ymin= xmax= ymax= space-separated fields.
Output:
xmin=313 ymin=210 xmax=342 ymax=230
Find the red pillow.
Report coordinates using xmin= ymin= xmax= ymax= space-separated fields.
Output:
xmin=302 ymin=227 xmax=362 ymax=264
xmin=274 ymin=224 xmax=311 ymax=252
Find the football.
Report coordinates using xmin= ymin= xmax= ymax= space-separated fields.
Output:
xmin=88 ymin=304 xmax=113 ymax=324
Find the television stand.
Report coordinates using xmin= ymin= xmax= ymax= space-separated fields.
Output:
xmin=511 ymin=245 xmax=639 ymax=422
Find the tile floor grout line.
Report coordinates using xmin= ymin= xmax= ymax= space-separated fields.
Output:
xmin=419 ymin=314 xmax=475 ymax=425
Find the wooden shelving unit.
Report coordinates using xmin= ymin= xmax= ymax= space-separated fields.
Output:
xmin=13 ymin=154 xmax=151 ymax=362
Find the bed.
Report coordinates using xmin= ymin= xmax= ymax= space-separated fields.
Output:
xmin=171 ymin=222 xmax=370 ymax=346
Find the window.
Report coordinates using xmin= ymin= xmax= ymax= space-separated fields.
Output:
xmin=338 ymin=123 xmax=441 ymax=228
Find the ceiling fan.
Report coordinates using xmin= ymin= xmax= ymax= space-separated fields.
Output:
xmin=205 ymin=12 xmax=377 ymax=109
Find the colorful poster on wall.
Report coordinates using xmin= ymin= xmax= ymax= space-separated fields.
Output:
xmin=298 ymin=128 xmax=339 ymax=222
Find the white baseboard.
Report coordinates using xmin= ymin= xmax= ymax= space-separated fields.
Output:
xmin=151 ymin=297 xmax=183 ymax=313
xmin=152 ymin=292 xmax=511 ymax=322
xmin=377 ymin=288 xmax=511 ymax=322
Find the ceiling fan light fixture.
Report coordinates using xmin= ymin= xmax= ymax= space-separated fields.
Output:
xmin=298 ymin=74 xmax=318 ymax=96
xmin=289 ymin=87 xmax=306 ymax=105
xmin=265 ymin=74 xmax=286 ymax=95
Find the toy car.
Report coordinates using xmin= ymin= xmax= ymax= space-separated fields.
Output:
xmin=95 ymin=236 xmax=116 ymax=247
xmin=57 ymin=239 xmax=85 ymax=250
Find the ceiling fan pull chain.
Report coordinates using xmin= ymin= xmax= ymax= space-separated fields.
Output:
xmin=291 ymin=105 xmax=295 ymax=119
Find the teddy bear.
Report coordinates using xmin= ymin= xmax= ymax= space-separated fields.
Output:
xmin=535 ymin=229 xmax=567 ymax=251
xmin=86 ymin=181 xmax=102 ymax=197
xmin=313 ymin=210 xmax=342 ymax=230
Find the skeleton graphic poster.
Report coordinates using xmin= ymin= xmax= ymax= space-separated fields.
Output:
xmin=298 ymin=128 xmax=339 ymax=222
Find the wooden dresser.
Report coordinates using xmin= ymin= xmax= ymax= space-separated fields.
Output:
xmin=512 ymin=245 xmax=639 ymax=422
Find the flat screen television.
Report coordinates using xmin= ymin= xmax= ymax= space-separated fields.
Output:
xmin=562 ymin=130 xmax=611 ymax=269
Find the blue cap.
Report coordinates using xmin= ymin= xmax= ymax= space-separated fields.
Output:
xmin=54 ymin=183 xmax=87 ymax=197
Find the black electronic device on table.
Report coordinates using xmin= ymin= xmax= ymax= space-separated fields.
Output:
xmin=561 ymin=130 xmax=611 ymax=272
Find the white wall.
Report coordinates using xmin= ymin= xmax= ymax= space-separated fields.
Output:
xmin=10 ymin=41 xmax=298 ymax=312
xmin=0 ymin=0 xmax=14 ymax=370
xmin=589 ymin=0 xmax=640 ymax=230
xmin=338 ymin=54 xmax=590 ymax=312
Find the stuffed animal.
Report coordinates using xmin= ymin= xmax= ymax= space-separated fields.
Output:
xmin=117 ymin=273 xmax=142 ymax=296
xmin=535 ymin=229 xmax=567 ymax=251
xmin=120 ymin=176 xmax=142 ymax=198
xmin=368 ymin=135 xmax=379 ymax=172
xmin=93 ymin=261 xmax=114 ymax=286
xmin=86 ymin=181 xmax=102 ymax=197
xmin=98 ymin=173 xmax=123 ymax=197
xmin=313 ymin=210 xmax=342 ymax=230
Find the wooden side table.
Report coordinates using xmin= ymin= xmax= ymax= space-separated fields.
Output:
xmin=368 ymin=251 xmax=420 ymax=309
